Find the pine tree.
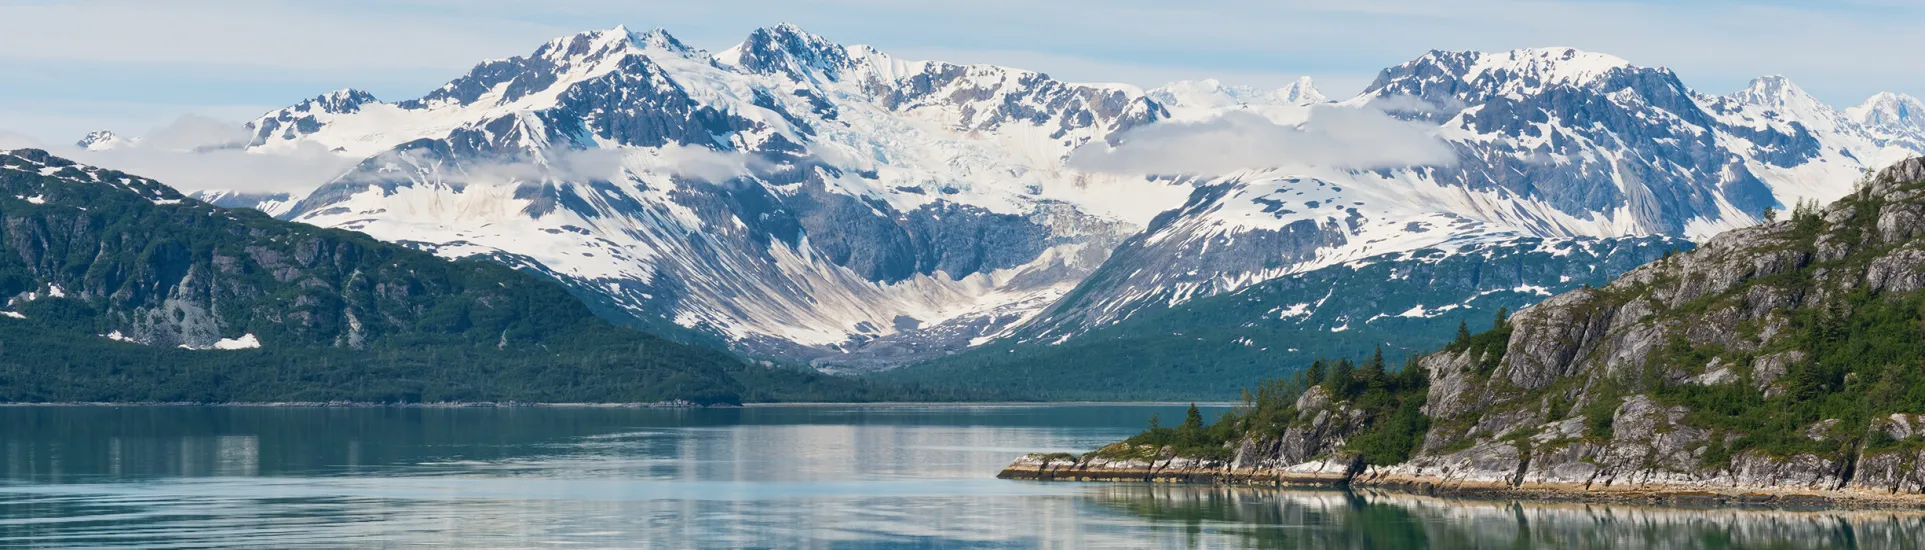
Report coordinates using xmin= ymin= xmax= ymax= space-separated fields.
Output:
xmin=1364 ymin=345 xmax=1388 ymax=385
xmin=1179 ymin=403 xmax=1204 ymax=444
xmin=1327 ymin=359 xmax=1356 ymax=398
xmin=1453 ymin=320 xmax=1472 ymax=348
xmin=1493 ymin=306 xmax=1510 ymax=330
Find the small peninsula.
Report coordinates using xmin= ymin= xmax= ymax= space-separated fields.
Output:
xmin=1005 ymin=158 xmax=1925 ymax=508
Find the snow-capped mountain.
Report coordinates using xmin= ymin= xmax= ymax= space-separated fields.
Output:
xmin=242 ymin=24 xmax=1182 ymax=365
xmin=75 ymin=130 xmax=132 ymax=151
xmin=1849 ymin=92 xmax=1925 ymax=152
xmin=1016 ymin=49 xmax=1923 ymax=341
xmin=1147 ymin=76 xmax=1326 ymax=119
xmin=222 ymin=27 xmax=1921 ymax=368
xmin=186 ymin=190 xmax=298 ymax=217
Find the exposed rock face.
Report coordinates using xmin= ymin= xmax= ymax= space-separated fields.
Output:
xmin=1008 ymin=157 xmax=1925 ymax=506
xmin=1364 ymin=157 xmax=1925 ymax=503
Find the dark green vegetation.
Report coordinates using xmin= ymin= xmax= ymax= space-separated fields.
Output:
xmin=0 ymin=149 xmax=907 ymax=404
xmin=1416 ymin=176 xmax=1925 ymax=467
xmin=1090 ymin=157 xmax=1925 ymax=473
xmin=882 ymin=237 xmax=1680 ymax=400
xmin=1101 ymin=348 xmax=1431 ymax=466
xmin=1617 ymin=190 xmax=1925 ymax=460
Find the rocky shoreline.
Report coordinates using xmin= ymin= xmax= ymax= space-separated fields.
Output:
xmin=999 ymin=452 xmax=1925 ymax=509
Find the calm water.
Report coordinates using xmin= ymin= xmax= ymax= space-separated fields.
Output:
xmin=1 ymin=406 xmax=1921 ymax=549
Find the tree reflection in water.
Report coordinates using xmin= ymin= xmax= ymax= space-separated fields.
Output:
xmin=1086 ymin=484 xmax=1925 ymax=549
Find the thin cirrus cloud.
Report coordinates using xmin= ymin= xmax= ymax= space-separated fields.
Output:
xmin=1066 ymin=106 xmax=1458 ymax=176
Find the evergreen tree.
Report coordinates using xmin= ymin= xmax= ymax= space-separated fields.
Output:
xmin=1364 ymin=346 xmax=1388 ymax=386
xmin=1326 ymin=360 xmax=1357 ymax=398
xmin=1178 ymin=404 xmax=1205 ymax=444
xmin=1305 ymin=360 xmax=1328 ymax=389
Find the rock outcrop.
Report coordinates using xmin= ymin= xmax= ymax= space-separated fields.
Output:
xmin=1005 ymin=157 xmax=1925 ymax=507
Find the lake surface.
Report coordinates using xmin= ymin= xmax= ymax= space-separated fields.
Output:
xmin=1 ymin=405 xmax=1921 ymax=549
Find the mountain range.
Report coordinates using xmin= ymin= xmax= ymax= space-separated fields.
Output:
xmin=0 ymin=148 xmax=920 ymax=404
xmin=80 ymin=24 xmax=1925 ymax=377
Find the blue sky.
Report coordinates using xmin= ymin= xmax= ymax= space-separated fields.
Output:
xmin=2 ymin=0 xmax=1922 ymax=143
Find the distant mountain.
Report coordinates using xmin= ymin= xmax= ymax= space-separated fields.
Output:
xmin=206 ymin=26 xmax=1922 ymax=372
xmin=1848 ymin=91 xmax=1925 ymax=152
xmin=0 ymin=148 xmax=897 ymax=404
xmin=75 ymin=130 xmax=132 ymax=151
xmin=1147 ymin=76 xmax=1326 ymax=116
xmin=885 ymin=234 xmax=1687 ymax=398
xmin=185 ymin=189 xmax=298 ymax=217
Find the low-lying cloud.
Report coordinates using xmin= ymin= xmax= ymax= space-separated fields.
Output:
xmin=2 ymin=115 xmax=357 ymax=194
xmin=1066 ymin=105 xmax=1458 ymax=176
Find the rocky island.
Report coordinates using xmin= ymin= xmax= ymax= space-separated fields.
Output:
xmin=1004 ymin=158 xmax=1925 ymax=508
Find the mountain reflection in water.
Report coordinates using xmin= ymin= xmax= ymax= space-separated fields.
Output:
xmin=2 ymin=406 xmax=1920 ymax=548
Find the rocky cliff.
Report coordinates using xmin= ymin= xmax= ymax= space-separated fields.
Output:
xmin=1005 ymin=157 xmax=1925 ymax=506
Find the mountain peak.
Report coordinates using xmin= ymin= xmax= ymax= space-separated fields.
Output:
xmin=75 ymin=130 xmax=129 ymax=151
xmin=1732 ymin=74 xmax=1813 ymax=103
xmin=302 ymin=89 xmax=379 ymax=115
xmin=754 ymin=22 xmax=830 ymax=44
xmin=627 ymin=26 xmax=692 ymax=53
xmin=1279 ymin=76 xmax=1325 ymax=104
xmin=1465 ymin=47 xmax=1635 ymax=86
xmin=523 ymin=24 xmax=692 ymax=65
xmin=1720 ymin=74 xmax=1844 ymax=128
xmin=720 ymin=23 xmax=853 ymax=78
xmin=1849 ymin=91 xmax=1925 ymax=131
xmin=1367 ymin=47 xmax=1645 ymax=103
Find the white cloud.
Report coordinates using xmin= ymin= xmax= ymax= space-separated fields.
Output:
xmin=373 ymin=144 xmax=769 ymax=190
xmin=1363 ymin=94 xmax=1463 ymax=115
xmin=653 ymin=145 xmax=769 ymax=182
xmin=139 ymin=115 xmax=253 ymax=151
xmin=3 ymin=115 xmax=357 ymax=194
xmin=63 ymin=143 xmax=357 ymax=194
xmin=1066 ymin=106 xmax=1456 ymax=176
xmin=0 ymin=131 xmax=45 ymax=150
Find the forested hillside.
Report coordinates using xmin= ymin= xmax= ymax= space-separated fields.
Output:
xmin=882 ymin=236 xmax=1682 ymax=400
xmin=0 ymin=149 xmax=900 ymax=404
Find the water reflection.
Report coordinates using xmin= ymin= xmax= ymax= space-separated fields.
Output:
xmin=1088 ymin=484 xmax=1925 ymax=549
xmin=1 ymin=406 xmax=1918 ymax=548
